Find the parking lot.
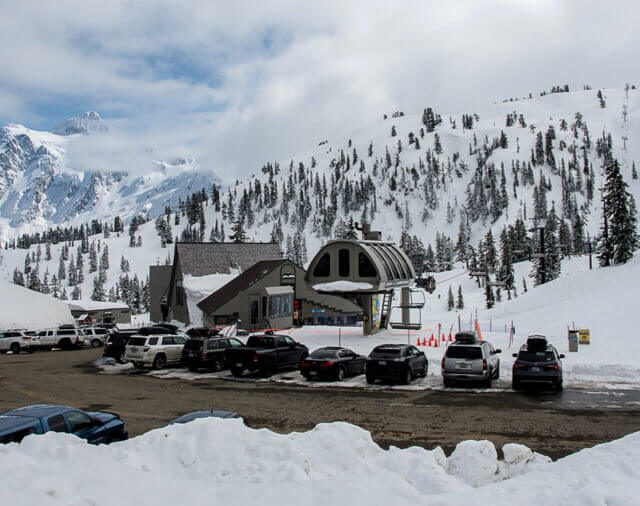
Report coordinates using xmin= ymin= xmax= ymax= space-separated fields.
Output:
xmin=2 ymin=347 xmax=640 ymax=459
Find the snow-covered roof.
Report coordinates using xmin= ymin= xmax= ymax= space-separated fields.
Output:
xmin=0 ymin=282 xmax=74 ymax=330
xmin=66 ymin=300 xmax=130 ymax=312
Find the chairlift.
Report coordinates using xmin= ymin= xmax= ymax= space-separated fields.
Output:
xmin=389 ymin=289 xmax=425 ymax=330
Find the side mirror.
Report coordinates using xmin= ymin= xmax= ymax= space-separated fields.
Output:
xmin=512 ymin=353 xmax=518 ymax=358
xmin=559 ymin=354 xmax=565 ymax=359
xmin=495 ymin=349 xmax=502 ymax=354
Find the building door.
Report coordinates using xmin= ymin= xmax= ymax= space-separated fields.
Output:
xmin=249 ymin=297 xmax=260 ymax=329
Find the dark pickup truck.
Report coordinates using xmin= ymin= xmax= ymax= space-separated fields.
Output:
xmin=227 ymin=333 xmax=308 ymax=377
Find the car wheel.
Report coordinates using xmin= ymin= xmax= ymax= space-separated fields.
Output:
xmin=10 ymin=343 xmax=20 ymax=354
xmin=420 ymin=362 xmax=428 ymax=378
xmin=494 ymin=364 xmax=500 ymax=379
xmin=231 ymin=366 xmax=243 ymax=377
xmin=402 ymin=367 xmax=412 ymax=385
xmin=118 ymin=352 xmax=127 ymax=364
xmin=91 ymin=339 xmax=102 ymax=348
xmin=366 ymin=374 xmax=376 ymax=385
xmin=336 ymin=366 xmax=346 ymax=382
xmin=214 ymin=358 xmax=225 ymax=372
xmin=152 ymin=354 xmax=167 ymax=370
xmin=512 ymin=379 xmax=520 ymax=391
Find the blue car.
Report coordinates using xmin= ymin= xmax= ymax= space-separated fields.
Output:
xmin=169 ymin=410 xmax=243 ymax=425
xmin=0 ymin=404 xmax=128 ymax=445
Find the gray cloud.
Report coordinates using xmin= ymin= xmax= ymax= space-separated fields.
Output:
xmin=2 ymin=0 xmax=638 ymax=178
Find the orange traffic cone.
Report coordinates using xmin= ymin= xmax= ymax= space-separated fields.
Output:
xmin=441 ymin=333 xmax=445 ymax=341
xmin=417 ymin=337 xmax=421 ymax=346
xmin=422 ymin=337 xmax=427 ymax=346
xmin=448 ymin=332 xmax=453 ymax=342
xmin=434 ymin=337 xmax=439 ymax=347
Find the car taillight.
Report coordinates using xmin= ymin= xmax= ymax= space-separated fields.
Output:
xmin=546 ymin=363 xmax=559 ymax=371
xmin=300 ymin=360 xmax=309 ymax=367
xmin=253 ymin=353 xmax=260 ymax=362
xmin=320 ymin=361 xmax=334 ymax=368
xmin=201 ymin=351 xmax=207 ymax=360
xmin=482 ymin=359 xmax=487 ymax=371
xmin=23 ymin=336 xmax=31 ymax=340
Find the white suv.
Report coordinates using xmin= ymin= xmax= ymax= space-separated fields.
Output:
xmin=83 ymin=327 xmax=110 ymax=348
xmin=0 ymin=330 xmax=38 ymax=354
xmin=125 ymin=334 xmax=187 ymax=369
xmin=37 ymin=327 xmax=85 ymax=350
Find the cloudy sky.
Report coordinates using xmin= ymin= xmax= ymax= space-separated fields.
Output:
xmin=1 ymin=0 xmax=638 ymax=179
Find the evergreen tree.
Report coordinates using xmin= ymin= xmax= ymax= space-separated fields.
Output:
xmin=434 ymin=133 xmax=443 ymax=155
xmin=89 ymin=242 xmax=98 ymax=272
xmin=483 ymin=230 xmax=498 ymax=273
xmin=498 ymin=228 xmax=515 ymax=290
xmin=229 ymin=215 xmax=247 ymax=243
xmin=456 ymin=285 xmax=464 ymax=309
xmin=91 ymin=275 xmax=106 ymax=301
xmin=58 ymin=256 xmax=66 ymax=280
xmin=71 ymin=286 xmax=82 ymax=300
xmin=598 ymin=161 xmax=638 ymax=265
xmin=447 ymin=285 xmax=454 ymax=311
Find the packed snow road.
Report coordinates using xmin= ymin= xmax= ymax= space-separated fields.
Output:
xmin=2 ymin=348 xmax=640 ymax=459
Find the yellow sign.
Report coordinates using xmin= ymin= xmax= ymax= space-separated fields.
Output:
xmin=578 ymin=329 xmax=590 ymax=345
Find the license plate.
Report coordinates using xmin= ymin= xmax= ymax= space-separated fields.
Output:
xmin=309 ymin=371 xmax=317 ymax=376
xmin=457 ymin=361 xmax=471 ymax=369
xmin=189 ymin=351 xmax=196 ymax=357
xmin=236 ymin=363 xmax=243 ymax=368
xmin=378 ymin=360 xmax=387 ymax=366
xmin=532 ymin=367 xmax=541 ymax=372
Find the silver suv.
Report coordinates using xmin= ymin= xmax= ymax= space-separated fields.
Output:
xmin=83 ymin=327 xmax=109 ymax=348
xmin=125 ymin=334 xmax=187 ymax=369
xmin=0 ymin=330 xmax=38 ymax=354
xmin=442 ymin=332 xmax=501 ymax=387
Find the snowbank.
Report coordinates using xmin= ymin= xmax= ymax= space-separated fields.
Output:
xmin=313 ymin=281 xmax=374 ymax=292
xmin=0 ymin=282 xmax=74 ymax=330
xmin=1 ymin=419 xmax=636 ymax=505
xmin=182 ymin=270 xmax=240 ymax=326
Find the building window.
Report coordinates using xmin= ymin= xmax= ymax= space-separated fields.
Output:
xmin=268 ymin=294 xmax=293 ymax=318
xmin=313 ymin=253 xmax=330 ymax=277
xmin=358 ymin=253 xmax=377 ymax=277
xmin=339 ymin=249 xmax=350 ymax=277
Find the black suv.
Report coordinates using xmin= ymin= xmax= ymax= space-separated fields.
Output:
xmin=366 ymin=344 xmax=427 ymax=384
xmin=512 ymin=335 xmax=565 ymax=391
xmin=103 ymin=330 xmax=138 ymax=363
xmin=182 ymin=336 xmax=246 ymax=371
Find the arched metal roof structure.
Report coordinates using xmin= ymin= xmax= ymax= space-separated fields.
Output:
xmin=306 ymin=240 xmax=416 ymax=293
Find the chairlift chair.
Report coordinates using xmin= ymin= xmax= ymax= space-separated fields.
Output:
xmin=389 ymin=289 xmax=426 ymax=330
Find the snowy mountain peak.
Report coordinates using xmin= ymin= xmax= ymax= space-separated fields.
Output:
xmin=52 ymin=111 xmax=107 ymax=136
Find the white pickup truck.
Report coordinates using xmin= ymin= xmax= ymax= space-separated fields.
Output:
xmin=37 ymin=327 xmax=85 ymax=350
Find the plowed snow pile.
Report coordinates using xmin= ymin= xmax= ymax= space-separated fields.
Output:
xmin=0 ymin=419 xmax=637 ymax=505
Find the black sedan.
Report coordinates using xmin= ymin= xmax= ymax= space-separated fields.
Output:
xmin=366 ymin=344 xmax=428 ymax=384
xmin=300 ymin=347 xmax=366 ymax=381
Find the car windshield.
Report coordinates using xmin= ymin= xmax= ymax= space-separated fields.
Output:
xmin=518 ymin=350 xmax=555 ymax=362
xmin=446 ymin=346 xmax=483 ymax=359
xmin=128 ymin=337 xmax=147 ymax=346
xmin=370 ymin=347 xmax=402 ymax=357
xmin=310 ymin=349 xmax=339 ymax=359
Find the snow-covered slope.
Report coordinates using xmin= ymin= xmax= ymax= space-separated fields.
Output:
xmin=0 ymin=86 xmax=638 ymax=311
xmin=0 ymin=418 xmax=637 ymax=505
